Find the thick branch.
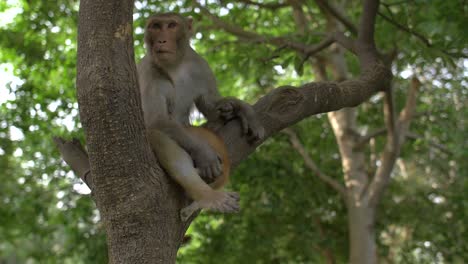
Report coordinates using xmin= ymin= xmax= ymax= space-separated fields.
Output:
xmin=283 ymin=128 xmax=347 ymax=197
xmin=221 ymin=61 xmax=391 ymax=166
xmin=356 ymin=0 xmax=380 ymax=66
xmin=358 ymin=0 xmax=379 ymax=46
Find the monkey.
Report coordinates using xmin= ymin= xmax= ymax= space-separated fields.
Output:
xmin=137 ymin=13 xmax=264 ymax=220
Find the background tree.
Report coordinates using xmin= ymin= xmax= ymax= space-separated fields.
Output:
xmin=0 ymin=0 xmax=466 ymax=263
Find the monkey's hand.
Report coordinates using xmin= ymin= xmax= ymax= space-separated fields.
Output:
xmin=240 ymin=115 xmax=265 ymax=143
xmin=191 ymin=144 xmax=222 ymax=183
xmin=216 ymin=98 xmax=237 ymax=120
xmin=216 ymin=98 xmax=265 ymax=142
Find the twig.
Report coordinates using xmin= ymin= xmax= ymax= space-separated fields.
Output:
xmin=378 ymin=11 xmax=467 ymax=58
xmin=406 ymin=132 xmax=453 ymax=155
xmin=282 ymin=128 xmax=347 ymax=197
xmin=229 ymin=0 xmax=289 ymax=10
xmin=194 ymin=1 xmax=339 ymax=56
xmin=314 ymin=0 xmax=358 ymax=35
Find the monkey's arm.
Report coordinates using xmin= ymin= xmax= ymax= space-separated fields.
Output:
xmin=193 ymin=58 xmax=264 ymax=141
xmin=152 ymin=119 xmax=222 ymax=181
xmin=215 ymin=97 xmax=265 ymax=141
xmin=198 ymin=95 xmax=265 ymax=142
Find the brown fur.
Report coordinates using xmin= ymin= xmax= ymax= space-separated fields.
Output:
xmin=186 ymin=127 xmax=230 ymax=190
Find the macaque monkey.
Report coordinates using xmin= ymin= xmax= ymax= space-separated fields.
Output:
xmin=137 ymin=13 xmax=264 ymax=220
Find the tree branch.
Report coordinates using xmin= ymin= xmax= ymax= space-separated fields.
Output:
xmin=195 ymin=2 xmax=334 ymax=56
xmin=216 ymin=62 xmax=391 ymax=167
xmin=368 ymin=76 xmax=420 ymax=206
xmin=53 ymin=137 xmax=94 ymax=190
xmin=282 ymin=128 xmax=347 ymax=197
xmin=358 ymin=0 xmax=379 ymax=47
xmin=406 ymin=132 xmax=453 ymax=155
xmin=398 ymin=77 xmax=420 ymax=125
xmin=288 ymin=0 xmax=309 ymax=35
xmin=229 ymin=0 xmax=289 ymax=10
xmin=356 ymin=0 xmax=380 ymax=66
xmin=356 ymin=127 xmax=387 ymax=148
xmin=378 ymin=10 xmax=467 ymax=58
xmin=314 ymin=0 xmax=358 ymax=35
xmin=378 ymin=10 xmax=430 ymax=47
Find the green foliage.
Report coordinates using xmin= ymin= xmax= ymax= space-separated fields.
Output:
xmin=0 ymin=0 xmax=466 ymax=263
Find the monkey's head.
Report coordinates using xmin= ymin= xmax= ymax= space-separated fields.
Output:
xmin=144 ymin=13 xmax=193 ymax=68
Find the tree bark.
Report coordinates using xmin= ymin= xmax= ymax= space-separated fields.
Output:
xmin=347 ymin=201 xmax=377 ymax=264
xmin=75 ymin=1 xmax=190 ymax=262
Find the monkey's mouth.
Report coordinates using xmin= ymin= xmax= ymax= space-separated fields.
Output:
xmin=155 ymin=49 xmax=173 ymax=54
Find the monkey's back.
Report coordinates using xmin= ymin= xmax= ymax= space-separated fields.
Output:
xmin=186 ymin=126 xmax=230 ymax=190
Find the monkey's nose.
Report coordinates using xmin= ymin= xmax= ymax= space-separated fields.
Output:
xmin=158 ymin=40 xmax=167 ymax=44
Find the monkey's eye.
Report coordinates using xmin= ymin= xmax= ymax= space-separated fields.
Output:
xmin=151 ymin=23 xmax=161 ymax=29
xmin=168 ymin=22 xmax=177 ymax=28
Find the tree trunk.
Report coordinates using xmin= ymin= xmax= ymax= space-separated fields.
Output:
xmin=326 ymin=44 xmax=379 ymax=264
xmin=76 ymin=1 xmax=190 ymax=262
xmin=347 ymin=201 xmax=377 ymax=264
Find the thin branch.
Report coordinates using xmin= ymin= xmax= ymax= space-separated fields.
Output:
xmin=355 ymin=127 xmax=452 ymax=155
xmin=356 ymin=127 xmax=387 ymax=148
xmin=298 ymin=36 xmax=336 ymax=66
xmin=53 ymin=137 xmax=94 ymax=190
xmin=229 ymin=0 xmax=289 ymax=10
xmin=282 ymin=128 xmax=347 ymax=197
xmin=195 ymin=1 xmax=369 ymax=58
xmin=382 ymin=0 xmax=413 ymax=6
xmin=384 ymin=91 xmax=397 ymax=140
xmin=195 ymin=2 xmax=336 ymax=56
xmin=406 ymin=132 xmax=453 ymax=155
xmin=369 ymin=76 xmax=420 ymax=206
xmin=398 ymin=77 xmax=420 ymax=125
xmin=378 ymin=11 xmax=467 ymax=58
xmin=332 ymin=32 xmax=357 ymax=53
xmin=288 ymin=0 xmax=309 ymax=35
xmin=378 ymin=11 xmax=431 ymax=47
xmin=314 ymin=0 xmax=358 ymax=35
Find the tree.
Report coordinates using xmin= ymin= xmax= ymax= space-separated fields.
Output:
xmin=54 ymin=0 xmax=395 ymax=262
xmin=0 ymin=1 xmax=464 ymax=263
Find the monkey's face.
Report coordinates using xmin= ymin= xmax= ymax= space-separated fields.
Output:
xmin=144 ymin=14 xmax=192 ymax=68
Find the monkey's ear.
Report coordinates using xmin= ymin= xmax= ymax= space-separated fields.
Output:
xmin=187 ymin=17 xmax=193 ymax=33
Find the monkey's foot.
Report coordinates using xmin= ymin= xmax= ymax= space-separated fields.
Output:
xmin=180 ymin=192 xmax=240 ymax=221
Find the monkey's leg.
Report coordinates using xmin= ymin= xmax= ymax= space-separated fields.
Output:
xmin=147 ymin=130 xmax=239 ymax=219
